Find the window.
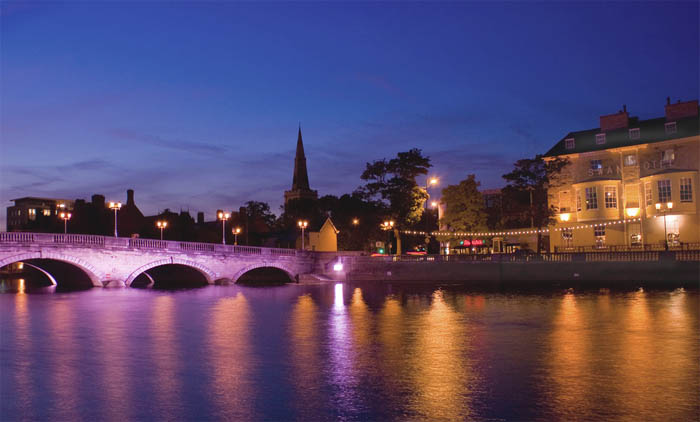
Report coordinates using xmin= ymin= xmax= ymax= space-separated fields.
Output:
xmin=680 ymin=178 xmax=693 ymax=202
xmin=594 ymin=226 xmax=605 ymax=248
xmin=645 ymin=182 xmax=652 ymax=206
xmin=28 ymin=208 xmax=36 ymax=221
xmin=657 ymin=179 xmax=672 ymax=203
xmin=42 ymin=209 xmax=51 ymax=216
xmin=661 ymin=149 xmax=675 ymax=165
xmin=604 ymin=186 xmax=618 ymax=208
xmin=624 ymin=154 xmax=637 ymax=166
xmin=596 ymin=133 xmax=606 ymax=145
xmin=576 ymin=190 xmax=582 ymax=212
xmin=561 ymin=228 xmax=573 ymax=247
xmin=565 ymin=138 xmax=575 ymax=149
xmin=585 ymin=187 xmax=598 ymax=210
xmin=559 ymin=190 xmax=570 ymax=212
xmin=629 ymin=128 xmax=640 ymax=140
xmin=590 ymin=160 xmax=603 ymax=171
xmin=665 ymin=122 xmax=677 ymax=134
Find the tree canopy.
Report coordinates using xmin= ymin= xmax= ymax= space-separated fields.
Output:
xmin=440 ymin=175 xmax=487 ymax=236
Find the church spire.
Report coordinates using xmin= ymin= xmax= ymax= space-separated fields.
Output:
xmin=292 ymin=126 xmax=310 ymax=190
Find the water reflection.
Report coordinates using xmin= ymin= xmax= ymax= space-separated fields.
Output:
xmin=96 ymin=293 xmax=131 ymax=420
xmin=289 ymin=294 xmax=323 ymax=418
xmin=46 ymin=300 xmax=80 ymax=420
xmin=208 ymin=293 xmax=253 ymax=420
xmin=12 ymin=290 xmax=35 ymax=419
xmin=409 ymin=289 xmax=473 ymax=420
xmin=150 ymin=295 xmax=182 ymax=418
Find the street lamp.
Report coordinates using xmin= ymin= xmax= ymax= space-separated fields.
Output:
xmin=59 ymin=212 xmax=71 ymax=234
xmin=381 ymin=220 xmax=395 ymax=255
xmin=156 ymin=220 xmax=168 ymax=240
xmin=655 ymin=202 xmax=673 ymax=250
xmin=298 ymin=220 xmax=308 ymax=250
xmin=352 ymin=218 xmax=359 ymax=226
xmin=108 ymin=201 xmax=122 ymax=237
xmin=232 ymin=227 xmax=241 ymax=245
xmin=218 ymin=211 xmax=230 ymax=244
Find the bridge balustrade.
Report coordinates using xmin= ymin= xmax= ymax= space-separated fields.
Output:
xmin=0 ymin=232 xmax=300 ymax=257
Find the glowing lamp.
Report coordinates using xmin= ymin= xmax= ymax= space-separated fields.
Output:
xmin=333 ymin=262 xmax=344 ymax=272
xmin=625 ymin=208 xmax=640 ymax=217
xmin=655 ymin=203 xmax=661 ymax=210
xmin=431 ymin=201 xmax=438 ymax=208
xmin=559 ymin=213 xmax=571 ymax=222
xmin=667 ymin=202 xmax=673 ymax=209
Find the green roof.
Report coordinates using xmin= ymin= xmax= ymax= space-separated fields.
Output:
xmin=544 ymin=115 xmax=699 ymax=157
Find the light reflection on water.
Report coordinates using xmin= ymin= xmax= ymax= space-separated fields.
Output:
xmin=1 ymin=285 xmax=698 ymax=421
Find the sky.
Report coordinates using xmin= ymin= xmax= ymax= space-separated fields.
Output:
xmin=1 ymin=1 xmax=698 ymax=230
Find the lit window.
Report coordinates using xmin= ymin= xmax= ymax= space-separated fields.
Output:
xmin=629 ymin=128 xmax=640 ymax=140
xmin=645 ymin=182 xmax=652 ymax=206
xmin=559 ymin=190 xmax=570 ymax=212
xmin=604 ymin=186 xmax=617 ymax=209
xmin=565 ymin=138 xmax=575 ymax=149
xmin=665 ymin=122 xmax=677 ymax=134
xmin=595 ymin=133 xmax=606 ymax=145
xmin=661 ymin=149 xmax=675 ymax=165
xmin=42 ymin=209 xmax=51 ymax=216
xmin=594 ymin=226 xmax=606 ymax=247
xmin=680 ymin=178 xmax=693 ymax=202
xmin=561 ymin=228 xmax=573 ymax=240
xmin=590 ymin=160 xmax=603 ymax=171
xmin=585 ymin=187 xmax=598 ymax=210
xmin=657 ymin=179 xmax=672 ymax=203
xmin=624 ymin=154 xmax=637 ymax=166
xmin=575 ymin=190 xmax=581 ymax=212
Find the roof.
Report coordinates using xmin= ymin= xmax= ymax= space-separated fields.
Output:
xmin=11 ymin=197 xmax=74 ymax=204
xmin=544 ymin=114 xmax=699 ymax=157
xmin=320 ymin=217 xmax=339 ymax=234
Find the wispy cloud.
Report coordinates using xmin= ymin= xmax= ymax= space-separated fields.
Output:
xmin=108 ymin=128 xmax=227 ymax=155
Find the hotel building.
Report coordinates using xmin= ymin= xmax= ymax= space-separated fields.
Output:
xmin=544 ymin=99 xmax=699 ymax=251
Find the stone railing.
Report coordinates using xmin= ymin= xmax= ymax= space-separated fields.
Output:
xmin=0 ymin=232 xmax=301 ymax=257
xmin=555 ymin=243 xmax=700 ymax=253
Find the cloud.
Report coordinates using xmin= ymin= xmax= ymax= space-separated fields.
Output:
xmin=108 ymin=128 xmax=227 ymax=155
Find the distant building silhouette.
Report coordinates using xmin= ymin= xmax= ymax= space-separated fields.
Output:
xmin=284 ymin=126 xmax=318 ymax=204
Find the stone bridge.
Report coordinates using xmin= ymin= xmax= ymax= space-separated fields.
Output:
xmin=0 ymin=232 xmax=317 ymax=288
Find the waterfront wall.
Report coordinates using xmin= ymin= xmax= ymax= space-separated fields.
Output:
xmin=332 ymin=252 xmax=700 ymax=288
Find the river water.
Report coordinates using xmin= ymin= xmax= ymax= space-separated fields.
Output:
xmin=1 ymin=283 xmax=698 ymax=421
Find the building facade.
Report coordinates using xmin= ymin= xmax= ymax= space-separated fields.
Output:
xmin=6 ymin=197 xmax=74 ymax=231
xmin=545 ymin=99 xmax=699 ymax=251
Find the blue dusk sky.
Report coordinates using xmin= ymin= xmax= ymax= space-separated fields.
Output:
xmin=1 ymin=1 xmax=698 ymax=229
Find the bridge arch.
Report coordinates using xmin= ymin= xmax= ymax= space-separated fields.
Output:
xmin=232 ymin=263 xmax=295 ymax=284
xmin=125 ymin=258 xmax=217 ymax=287
xmin=0 ymin=252 xmax=104 ymax=287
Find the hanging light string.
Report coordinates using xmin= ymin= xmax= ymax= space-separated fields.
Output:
xmin=400 ymin=217 xmax=643 ymax=237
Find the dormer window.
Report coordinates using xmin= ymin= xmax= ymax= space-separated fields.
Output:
xmin=629 ymin=128 xmax=640 ymax=140
xmin=565 ymin=138 xmax=575 ymax=149
xmin=661 ymin=149 xmax=675 ymax=165
xmin=665 ymin=122 xmax=677 ymax=134
xmin=595 ymin=133 xmax=606 ymax=145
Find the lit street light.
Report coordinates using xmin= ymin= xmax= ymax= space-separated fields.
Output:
xmin=108 ymin=201 xmax=122 ymax=237
xmin=156 ymin=220 xmax=168 ymax=240
xmin=233 ymin=227 xmax=241 ymax=245
xmin=381 ymin=220 xmax=394 ymax=255
xmin=352 ymin=218 xmax=359 ymax=226
xmin=298 ymin=220 xmax=308 ymax=250
xmin=655 ymin=202 xmax=674 ymax=250
xmin=59 ymin=212 xmax=71 ymax=234
xmin=424 ymin=177 xmax=439 ymax=240
xmin=218 ymin=211 xmax=230 ymax=244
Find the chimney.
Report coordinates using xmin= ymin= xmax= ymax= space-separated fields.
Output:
xmin=197 ymin=212 xmax=204 ymax=224
xmin=667 ymin=96 xmax=671 ymax=105
xmin=600 ymin=108 xmax=629 ymax=132
xmin=127 ymin=189 xmax=135 ymax=206
xmin=91 ymin=194 xmax=105 ymax=208
xmin=665 ymin=99 xmax=698 ymax=121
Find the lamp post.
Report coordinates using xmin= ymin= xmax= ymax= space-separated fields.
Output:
xmin=381 ymin=220 xmax=394 ymax=255
xmin=233 ymin=227 xmax=241 ymax=245
xmin=655 ymin=202 xmax=673 ymax=250
xmin=108 ymin=201 xmax=122 ymax=237
xmin=218 ymin=211 xmax=230 ymax=244
xmin=625 ymin=207 xmax=640 ymax=248
xmin=298 ymin=220 xmax=308 ymax=250
xmin=59 ymin=212 xmax=71 ymax=234
xmin=156 ymin=220 xmax=168 ymax=240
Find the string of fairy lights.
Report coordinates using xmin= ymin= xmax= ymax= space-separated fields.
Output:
xmin=400 ymin=217 xmax=644 ymax=238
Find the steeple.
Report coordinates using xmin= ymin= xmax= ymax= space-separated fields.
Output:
xmin=284 ymin=125 xmax=318 ymax=205
xmin=292 ymin=126 xmax=310 ymax=190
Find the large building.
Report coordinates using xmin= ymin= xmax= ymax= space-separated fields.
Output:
xmin=544 ymin=98 xmax=699 ymax=251
xmin=6 ymin=197 xmax=74 ymax=231
xmin=284 ymin=127 xmax=318 ymax=204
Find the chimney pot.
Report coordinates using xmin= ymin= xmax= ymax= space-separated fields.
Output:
xmin=667 ymin=96 xmax=671 ymax=105
xmin=127 ymin=189 xmax=135 ymax=205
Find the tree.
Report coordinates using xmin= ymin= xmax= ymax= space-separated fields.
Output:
xmin=502 ymin=154 xmax=569 ymax=252
xmin=439 ymin=175 xmax=487 ymax=243
xmin=360 ymin=148 xmax=431 ymax=254
xmin=317 ymin=193 xmax=385 ymax=251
